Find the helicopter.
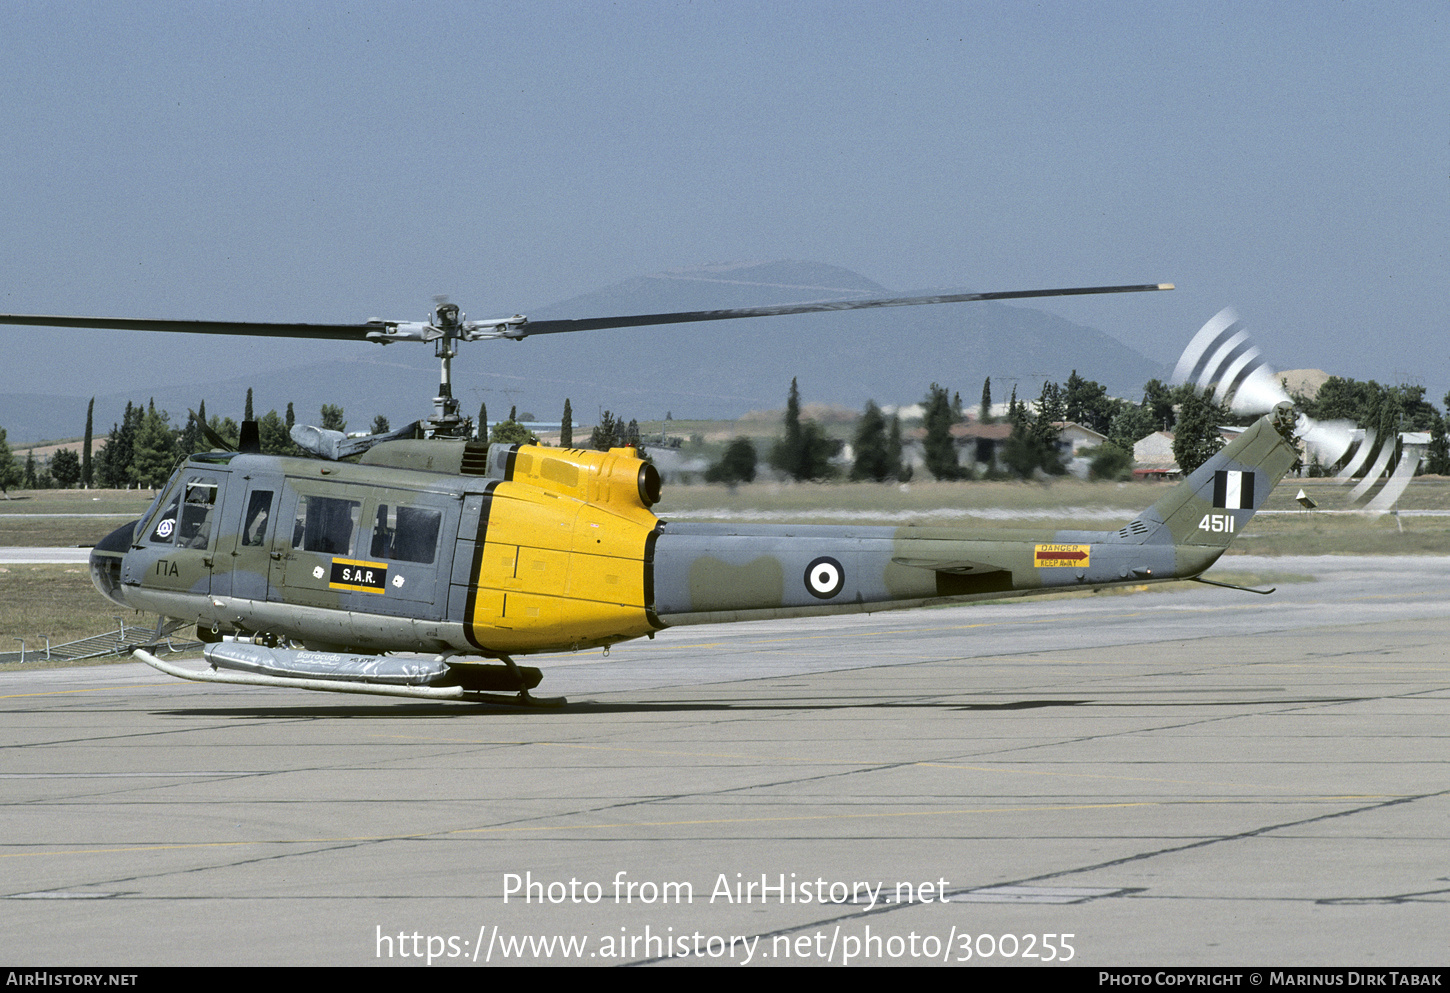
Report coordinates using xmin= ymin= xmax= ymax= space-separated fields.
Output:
xmin=0 ymin=282 xmax=1304 ymax=706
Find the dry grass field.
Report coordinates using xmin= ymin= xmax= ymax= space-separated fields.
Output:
xmin=0 ymin=564 xmax=137 ymax=652
xmin=2 ymin=476 xmax=1446 ymax=661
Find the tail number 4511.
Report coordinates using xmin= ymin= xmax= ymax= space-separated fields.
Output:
xmin=1199 ymin=513 xmax=1236 ymax=533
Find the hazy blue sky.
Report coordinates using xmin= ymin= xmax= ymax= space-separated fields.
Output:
xmin=1 ymin=2 xmax=1445 ymax=408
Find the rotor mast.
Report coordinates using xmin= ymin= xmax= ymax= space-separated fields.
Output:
xmin=429 ymin=301 xmax=472 ymax=439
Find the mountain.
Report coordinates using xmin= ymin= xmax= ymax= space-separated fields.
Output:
xmin=0 ymin=261 xmax=1167 ymax=442
xmin=513 ymin=260 xmax=1166 ymax=418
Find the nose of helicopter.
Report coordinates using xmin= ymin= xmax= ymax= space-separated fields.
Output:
xmin=89 ymin=520 xmax=137 ymax=608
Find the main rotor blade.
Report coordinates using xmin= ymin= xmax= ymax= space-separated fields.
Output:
xmin=0 ymin=314 xmax=374 ymax=339
xmin=0 ymin=282 xmax=1173 ymax=341
xmin=514 ymin=283 xmax=1175 ymax=337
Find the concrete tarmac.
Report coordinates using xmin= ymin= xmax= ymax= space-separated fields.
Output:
xmin=2 ymin=555 xmax=1448 ymax=967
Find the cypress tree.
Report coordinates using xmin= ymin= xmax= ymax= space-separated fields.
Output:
xmin=770 ymin=379 xmax=805 ymax=478
xmin=0 ymin=427 xmax=20 ymax=496
xmin=923 ymin=383 xmax=963 ymax=480
xmin=82 ymin=397 xmax=94 ymax=487
xmin=887 ymin=413 xmax=909 ymax=481
xmin=561 ymin=399 xmax=573 ymax=447
xmin=850 ymin=401 xmax=890 ymax=482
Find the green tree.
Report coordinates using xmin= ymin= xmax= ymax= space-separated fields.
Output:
xmin=258 ymin=410 xmax=292 ymax=455
xmin=786 ymin=422 xmax=838 ymax=480
xmin=999 ymin=380 xmax=1068 ymax=478
xmin=244 ymin=388 xmax=255 ymax=423
xmin=1108 ymin=402 xmax=1156 ymax=454
xmin=770 ymin=379 xmax=806 ymax=477
xmin=476 ymin=402 xmax=487 ymax=441
xmin=82 ymin=397 xmax=94 ymax=488
xmin=979 ymin=377 xmax=992 ymax=424
xmin=1087 ymin=443 xmax=1134 ymax=481
xmin=207 ymin=415 xmax=240 ymax=451
xmin=131 ymin=401 xmax=178 ymax=488
xmin=1007 ymin=384 xmax=1024 ymax=427
xmin=1063 ymin=371 xmax=1117 ymax=434
xmin=887 ymin=414 xmax=910 ymax=482
xmin=1142 ymin=378 xmax=1177 ymax=432
xmin=0 ymin=427 xmax=20 ymax=496
xmin=850 ymin=401 xmax=891 ymax=482
xmin=23 ymin=450 xmax=37 ymax=489
xmin=371 ymin=414 xmax=391 ymax=436
xmin=1425 ymin=411 xmax=1450 ymax=476
xmin=768 ymin=380 xmax=839 ymax=481
xmin=50 ymin=448 xmax=81 ymax=488
xmin=561 ymin=399 xmax=573 ymax=447
xmin=493 ymin=407 xmax=537 ymax=446
xmin=1033 ymin=381 xmax=1066 ymax=443
xmin=1172 ymin=389 xmax=1228 ymax=475
xmin=705 ymin=437 xmax=757 ymax=486
xmin=98 ymin=401 xmax=141 ymax=488
xmin=320 ymin=404 xmax=346 ymax=433
xmin=1297 ymin=377 xmax=1419 ymax=474
xmin=922 ymin=383 xmax=963 ymax=480
xmin=177 ymin=407 xmax=205 ymax=458
xmin=590 ymin=410 xmax=622 ymax=450
xmin=1001 ymin=427 xmax=1054 ymax=479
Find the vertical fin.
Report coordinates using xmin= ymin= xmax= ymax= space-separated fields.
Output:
xmin=1126 ymin=404 xmax=1298 ymax=548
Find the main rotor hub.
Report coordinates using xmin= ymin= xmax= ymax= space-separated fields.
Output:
xmin=435 ymin=302 xmax=461 ymax=328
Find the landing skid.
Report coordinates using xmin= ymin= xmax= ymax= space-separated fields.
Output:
xmin=133 ymin=649 xmax=567 ymax=707
xmin=469 ymin=690 xmax=568 ymax=708
xmin=488 ymin=655 xmax=567 ymax=708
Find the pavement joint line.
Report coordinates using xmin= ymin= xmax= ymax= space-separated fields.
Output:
xmin=0 ymin=683 xmax=162 ymax=699
xmin=0 ymin=795 xmax=1404 ymax=864
xmin=366 ymin=734 xmax=1410 ymax=793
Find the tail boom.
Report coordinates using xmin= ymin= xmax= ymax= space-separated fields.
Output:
xmin=649 ymin=406 xmax=1299 ymax=626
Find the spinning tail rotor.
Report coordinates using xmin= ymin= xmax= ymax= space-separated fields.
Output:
xmin=1171 ymin=308 xmax=1421 ymax=514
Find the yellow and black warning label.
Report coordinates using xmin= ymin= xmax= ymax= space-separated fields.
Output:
xmin=1034 ymin=544 xmax=1090 ymax=568
xmin=330 ymin=557 xmax=389 ymax=593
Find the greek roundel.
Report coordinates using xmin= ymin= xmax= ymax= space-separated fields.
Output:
xmin=804 ymin=556 xmax=845 ymax=599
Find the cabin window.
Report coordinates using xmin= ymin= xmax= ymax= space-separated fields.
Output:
xmin=292 ymin=495 xmax=360 ymax=556
xmin=370 ymin=504 xmax=441 ymax=564
xmin=241 ymin=491 xmax=273 ymax=546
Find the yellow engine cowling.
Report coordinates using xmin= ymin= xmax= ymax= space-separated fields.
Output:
xmin=465 ymin=446 xmax=663 ymax=654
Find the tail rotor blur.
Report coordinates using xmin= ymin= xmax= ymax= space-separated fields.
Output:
xmin=1171 ymin=308 xmax=1421 ymax=514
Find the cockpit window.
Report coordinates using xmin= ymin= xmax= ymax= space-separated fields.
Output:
xmin=142 ymin=475 xmax=186 ymax=544
xmin=292 ymin=495 xmax=360 ymax=555
xmin=177 ymin=480 xmax=218 ymax=549
xmin=370 ymin=504 xmax=441 ymax=564
xmin=145 ymin=475 xmax=217 ymax=548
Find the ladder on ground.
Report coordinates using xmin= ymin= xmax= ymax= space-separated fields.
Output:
xmin=0 ymin=619 xmax=200 ymax=665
